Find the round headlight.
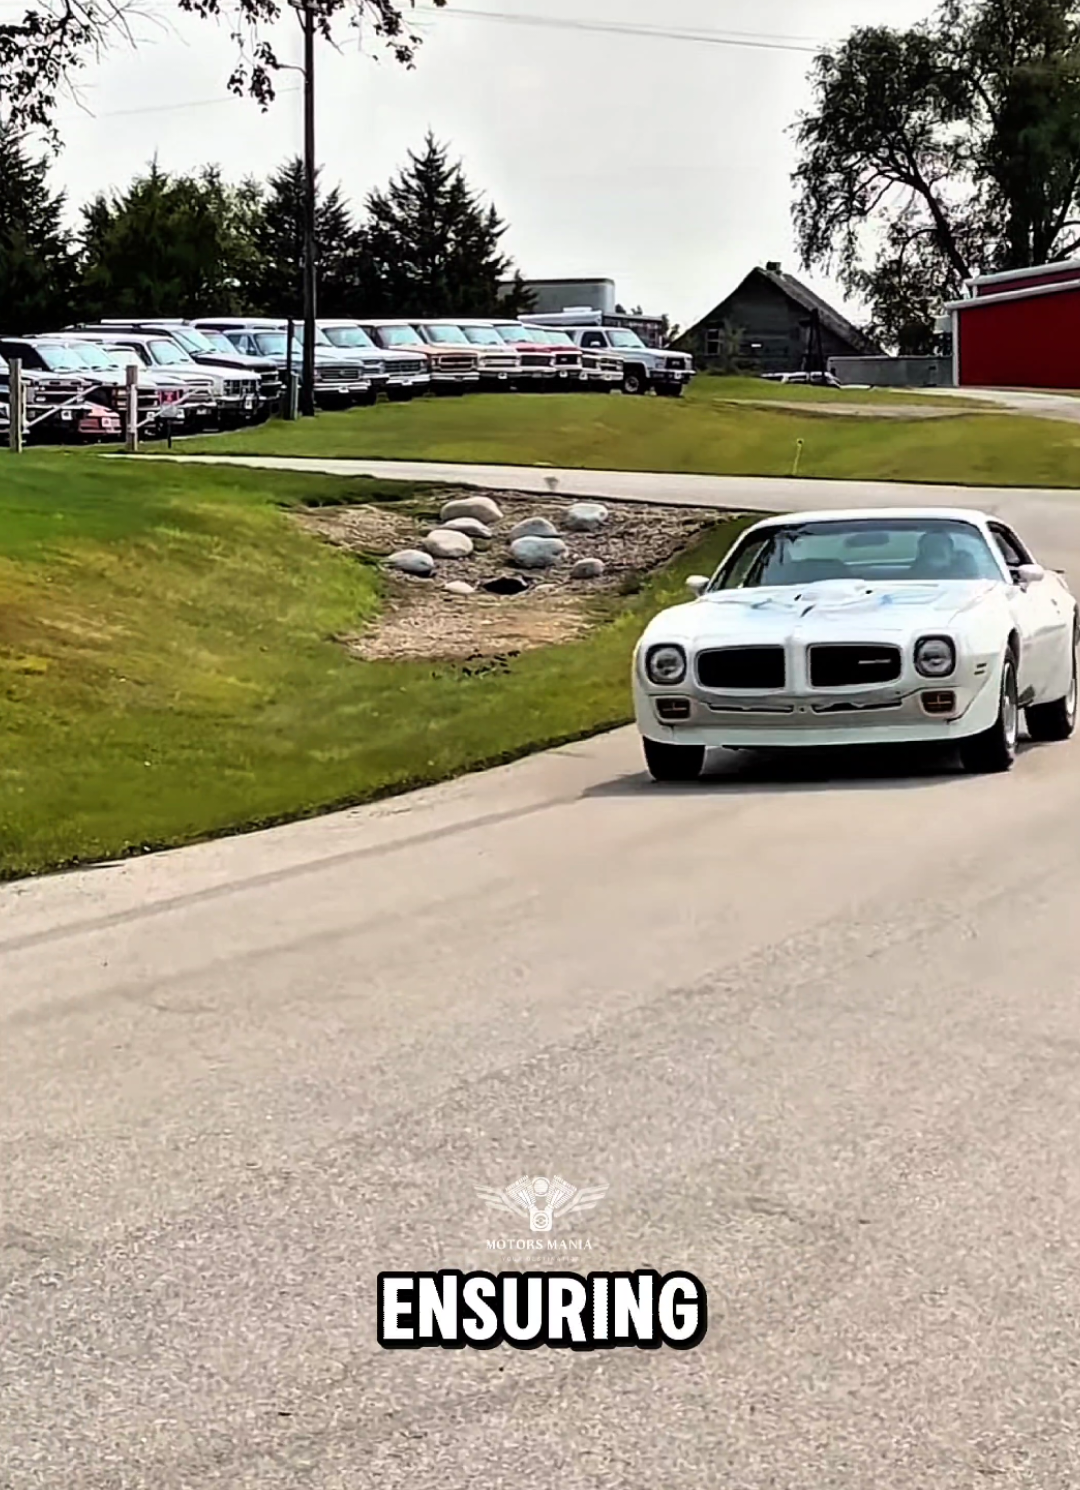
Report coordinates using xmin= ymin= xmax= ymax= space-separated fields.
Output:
xmin=914 ymin=636 xmax=956 ymax=678
xmin=646 ymin=644 xmax=687 ymax=685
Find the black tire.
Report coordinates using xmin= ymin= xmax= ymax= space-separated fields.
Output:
xmin=643 ymin=736 xmax=705 ymax=782
xmin=959 ymin=653 xmax=1019 ymax=774
xmin=1026 ymin=630 xmax=1078 ymax=742
xmin=657 ymin=384 xmax=685 ymax=399
xmin=622 ymin=365 xmax=648 ymax=396
xmin=387 ymin=388 xmax=413 ymax=403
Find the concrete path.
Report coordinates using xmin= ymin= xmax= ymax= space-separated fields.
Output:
xmin=6 ymin=462 xmax=1080 ymax=1487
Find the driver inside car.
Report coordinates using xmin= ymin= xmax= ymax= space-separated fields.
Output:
xmin=911 ymin=530 xmax=980 ymax=579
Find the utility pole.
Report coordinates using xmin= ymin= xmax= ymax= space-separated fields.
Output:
xmin=299 ymin=0 xmax=318 ymax=417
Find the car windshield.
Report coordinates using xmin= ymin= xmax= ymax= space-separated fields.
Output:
xmin=322 ymin=326 xmax=377 ymax=350
xmin=148 ymin=339 xmax=192 ymax=367
xmin=421 ymin=326 xmax=469 ymax=344
xmin=253 ymin=333 xmax=287 ymax=356
xmin=204 ymin=330 xmax=240 ymax=355
xmin=609 ymin=328 xmax=647 ymax=349
xmin=376 ymin=326 xmax=425 ymax=347
xmin=494 ymin=325 xmax=533 ymax=344
xmin=712 ymin=518 xmax=1004 ymax=589
xmin=36 ymin=345 xmax=86 ymax=372
xmin=104 ymin=347 xmax=140 ymax=368
xmin=461 ymin=326 xmax=504 ymax=346
xmin=543 ymin=330 xmax=575 ymax=345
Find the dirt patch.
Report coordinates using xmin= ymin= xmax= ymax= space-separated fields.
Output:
xmin=300 ymin=489 xmax=730 ymax=662
xmin=724 ymin=399 xmax=987 ymax=420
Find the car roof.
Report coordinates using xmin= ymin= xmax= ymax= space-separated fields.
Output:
xmin=747 ymin=507 xmax=993 ymax=528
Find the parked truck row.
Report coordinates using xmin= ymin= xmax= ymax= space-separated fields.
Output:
xmin=1 ymin=313 xmax=694 ymax=444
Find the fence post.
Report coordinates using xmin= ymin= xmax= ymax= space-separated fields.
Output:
xmin=284 ymin=319 xmax=297 ymax=420
xmin=9 ymin=359 xmax=24 ymax=453
xmin=125 ymin=364 xmax=139 ymax=454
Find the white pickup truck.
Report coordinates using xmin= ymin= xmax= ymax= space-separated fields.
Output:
xmin=521 ymin=315 xmax=693 ymax=397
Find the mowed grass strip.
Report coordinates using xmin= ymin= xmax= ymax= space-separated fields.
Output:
xmin=0 ymin=450 xmax=752 ymax=879
xmin=172 ymin=379 xmax=1080 ymax=488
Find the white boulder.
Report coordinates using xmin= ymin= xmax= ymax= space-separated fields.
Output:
xmin=510 ymin=536 xmax=568 ymax=570
xmin=565 ymin=502 xmax=610 ymax=533
xmin=509 ymin=516 xmax=560 ymax=540
xmin=442 ymin=517 xmax=493 ymax=540
xmin=444 ymin=580 xmax=476 ymax=596
xmin=422 ymin=528 xmax=474 ymax=559
xmin=386 ymin=549 xmax=436 ymax=577
xmin=440 ymin=496 xmax=504 ymax=525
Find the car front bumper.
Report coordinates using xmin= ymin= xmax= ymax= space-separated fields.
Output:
xmin=634 ymin=662 xmax=1003 ymax=749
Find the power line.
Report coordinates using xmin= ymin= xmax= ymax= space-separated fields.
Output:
xmin=95 ymin=86 xmax=299 ymax=119
xmin=435 ymin=7 xmax=828 ymax=56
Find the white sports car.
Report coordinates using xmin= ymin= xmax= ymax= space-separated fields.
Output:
xmin=633 ymin=508 xmax=1078 ymax=781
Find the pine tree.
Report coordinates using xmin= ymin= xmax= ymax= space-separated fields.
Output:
xmin=79 ymin=160 xmax=258 ymax=317
xmin=359 ymin=133 xmax=531 ymax=317
xmin=245 ymin=158 xmax=360 ymax=317
xmin=0 ymin=131 xmax=79 ymax=333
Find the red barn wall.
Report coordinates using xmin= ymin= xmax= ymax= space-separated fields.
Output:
xmin=957 ymin=286 xmax=1080 ymax=388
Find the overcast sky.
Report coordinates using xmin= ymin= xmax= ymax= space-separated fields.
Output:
xmin=35 ymin=0 xmax=939 ymax=329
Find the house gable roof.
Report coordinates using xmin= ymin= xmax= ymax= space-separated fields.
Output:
xmin=683 ymin=265 xmax=882 ymax=355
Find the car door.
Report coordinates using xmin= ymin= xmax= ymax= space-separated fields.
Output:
xmin=988 ymin=521 xmax=1067 ymax=697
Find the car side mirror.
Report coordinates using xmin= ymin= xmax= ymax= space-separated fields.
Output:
xmin=1014 ymin=563 xmax=1045 ymax=585
xmin=686 ymin=575 xmax=710 ymax=596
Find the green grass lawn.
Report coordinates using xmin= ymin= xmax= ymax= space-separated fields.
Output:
xmin=0 ymin=450 xmax=751 ymax=879
xmin=169 ymin=378 xmax=1080 ymax=488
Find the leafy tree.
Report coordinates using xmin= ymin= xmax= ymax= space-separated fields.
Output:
xmin=1 ymin=0 xmax=445 ymax=141
xmin=358 ymin=132 xmax=532 ymax=317
xmin=244 ymin=156 xmax=360 ymax=317
xmin=79 ymin=160 xmax=262 ymax=317
xmin=793 ymin=0 xmax=1080 ymax=349
xmin=0 ymin=129 xmax=78 ymax=332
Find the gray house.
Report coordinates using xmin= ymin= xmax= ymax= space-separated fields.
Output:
xmin=676 ymin=262 xmax=881 ymax=374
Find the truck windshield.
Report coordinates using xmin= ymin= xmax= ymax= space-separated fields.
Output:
xmin=148 ymin=340 xmax=193 ymax=367
xmin=253 ymin=334 xmax=287 ymax=356
xmin=59 ymin=343 xmax=117 ymax=370
xmin=609 ymin=329 xmax=646 ymax=349
xmin=164 ymin=326 xmax=216 ymax=355
xmin=494 ymin=326 xmax=533 ymax=344
xmin=204 ymin=331 xmax=241 ymax=355
xmin=421 ymin=326 xmax=469 ymax=344
xmin=376 ymin=326 xmax=425 ymax=348
xmin=36 ymin=345 xmax=86 ymax=372
xmin=461 ymin=326 xmax=504 ymax=346
xmin=322 ymin=326 xmax=377 ymax=350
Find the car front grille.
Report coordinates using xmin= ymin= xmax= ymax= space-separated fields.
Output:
xmin=258 ymin=371 xmax=283 ymax=397
xmin=361 ymin=359 xmax=385 ymax=378
xmin=554 ymin=353 xmax=581 ymax=367
xmin=808 ymin=644 xmax=902 ymax=688
xmin=434 ymin=354 xmax=477 ymax=371
xmin=482 ymin=355 xmax=518 ymax=370
xmin=395 ymin=359 xmax=426 ymax=375
xmin=520 ymin=353 xmax=552 ymax=369
xmin=696 ymin=646 xmax=786 ymax=690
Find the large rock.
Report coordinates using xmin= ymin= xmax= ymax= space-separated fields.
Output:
xmin=509 ymin=516 xmax=559 ymax=541
xmin=442 ymin=517 xmax=493 ymax=540
xmin=565 ymin=502 xmax=610 ymax=533
xmin=481 ymin=574 xmax=530 ymax=596
xmin=440 ymin=496 xmax=503 ymax=525
xmin=422 ymin=528 xmax=474 ymax=559
xmin=444 ymin=580 xmax=475 ymax=596
xmin=386 ymin=549 xmax=435 ymax=578
xmin=510 ymin=536 xmax=568 ymax=570
xmin=571 ymin=557 xmax=605 ymax=580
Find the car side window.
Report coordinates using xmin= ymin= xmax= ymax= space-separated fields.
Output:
xmin=581 ymin=332 xmax=606 ymax=348
xmin=989 ymin=523 xmax=1030 ymax=570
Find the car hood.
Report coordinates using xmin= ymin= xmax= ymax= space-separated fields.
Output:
xmin=644 ymin=579 xmax=1001 ymax=646
xmin=195 ymin=352 xmax=276 ymax=372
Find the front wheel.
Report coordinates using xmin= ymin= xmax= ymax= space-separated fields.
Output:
xmin=959 ymin=654 xmax=1019 ymax=774
xmin=643 ymin=736 xmax=705 ymax=782
xmin=622 ymin=366 xmax=648 ymax=396
xmin=1026 ymin=632 xmax=1078 ymax=742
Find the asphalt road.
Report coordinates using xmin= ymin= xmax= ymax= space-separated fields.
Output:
xmin=5 ymin=469 xmax=1080 ymax=1488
